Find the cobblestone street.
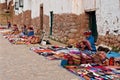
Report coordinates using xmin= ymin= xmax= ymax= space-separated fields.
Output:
xmin=0 ymin=34 xmax=80 ymax=80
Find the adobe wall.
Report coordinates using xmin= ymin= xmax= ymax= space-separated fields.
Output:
xmin=13 ymin=10 xmax=31 ymax=27
xmin=0 ymin=2 xmax=6 ymax=10
xmin=97 ymin=35 xmax=120 ymax=49
xmin=0 ymin=2 xmax=7 ymax=25
xmin=31 ymin=13 xmax=89 ymax=44
xmin=50 ymin=13 xmax=89 ymax=43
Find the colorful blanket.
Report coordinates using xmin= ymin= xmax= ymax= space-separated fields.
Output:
xmin=64 ymin=64 xmax=120 ymax=80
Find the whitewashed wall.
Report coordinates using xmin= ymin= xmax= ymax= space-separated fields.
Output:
xmin=72 ymin=0 xmax=84 ymax=14
xmin=83 ymin=0 xmax=96 ymax=11
xmin=13 ymin=0 xmax=31 ymax=15
xmin=15 ymin=0 xmax=82 ymax=18
xmin=31 ymin=0 xmax=73 ymax=18
xmin=0 ymin=0 xmax=5 ymax=3
xmin=96 ymin=0 xmax=120 ymax=35
xmin=79 ymin=0 xmax=120 ymax=35
xmin=23 ymin=0 xmax=31 ymax=11
xmin=31 ymin=0 xmax=41 ymax=18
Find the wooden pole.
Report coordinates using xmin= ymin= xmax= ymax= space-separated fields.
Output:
xmin=40 ymin=4 xmax=43 ymax=31
xmin=39 ymin=4 xmax=44 ymax=43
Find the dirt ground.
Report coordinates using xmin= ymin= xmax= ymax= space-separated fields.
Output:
xmin=0 ymin=33 xmax=80 ymax=80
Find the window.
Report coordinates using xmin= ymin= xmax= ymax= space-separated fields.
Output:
xmin=19 ymin=0 xmax=23 ymax=7
xmin=15 ymin=2 xmax=19 ymax=10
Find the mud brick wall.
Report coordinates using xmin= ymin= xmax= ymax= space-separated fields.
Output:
xmin=97 ymin=35 xmax=120 ymax=49
xmin=31 ymin=17 xmax=40 ymax=35
xmin=50 ymin=13 xmax=89 ymax=44
xmin=23 ymin=10 xmax=31 ymax=26
xmin=31 ymin=15 xmax=49 ymax=35
xmin=13 ymin=14 xmax=22 ymax=26
xmin=0 ymin=3 xmax=7 ymax=24
xmin=8 ymin=1 xmax=14 ymax=24
xmin=43 ymin=15 xmax=49 ymax=36
xmin=0 ymin=3 xmax=7 ymax=10
xmin=32 ymin=13 xmax=89 ymax=44
xmin=12 ymin=12 xmax=90 ymax=44
xmin=0 ymin=14 xmax=10 ymax=25
xmin=13 ymin=10 xmax=31 ymax=28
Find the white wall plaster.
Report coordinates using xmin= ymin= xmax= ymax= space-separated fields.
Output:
xmin=96 ymin=0 xmax=120 ymax=35
xmin=0 ymin=0 xmax=5 ymax=3
xmin=31 ymin=0 xmax=73 ymax=18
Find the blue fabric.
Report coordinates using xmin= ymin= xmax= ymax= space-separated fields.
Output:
xmin=86 ymin=35 xmax=96 ymax=51
xmin=107 ymin=51 xmax=120 ymax=58
xmin=27 ymin=31 xmax=34 ymax=36
xmin=90 ymin=78 xmax=96 ymax=80
xmin=81 ymin=50 xmax=96 ymax=55
xmin=61 ymin=60 xmax=68 ymax=67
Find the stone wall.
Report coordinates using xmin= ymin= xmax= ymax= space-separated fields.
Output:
xmin=43 ymin=15 xmax=49 ymax=36
xmin=0 ymin=3 xmax=6 ymax=10
xmin=0 ymin=3 xmax=7 ymax=25
xmin=0 ymin=14 xmax=10 ymax=25
xmin=31 ymin=17 xmax=40 ymax=35
xmin=12 ymin=10 xmax=49 ymax=35
xmin=97 ymin=35 xmax=120 ymax=49
xmin=13 ymin=10 xmax=31 ymax=27
xmin=23 ymin=10 xmax=31 ymax=26
xmin=50 ymin=13 xmax=89 ymax=44
xmin=31 ymin=13 xmax=89 ymax=44
xmin=8 ymin=0 xmax=14 ymax=24
xmin=31 ymin=15 xmax=49 ymax=36
xmin=13 ymin=13 xmax=22 ymax=26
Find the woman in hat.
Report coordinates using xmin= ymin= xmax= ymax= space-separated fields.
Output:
xmin=83 ymin=30 xmax=96 ymax=52
xmin=27 ymin=27 xmax=34 ymax=37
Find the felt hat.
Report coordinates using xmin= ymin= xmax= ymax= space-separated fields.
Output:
xmin=84 ymin=30 xmax=92 ymax=35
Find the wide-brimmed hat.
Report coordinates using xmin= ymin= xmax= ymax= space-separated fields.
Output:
xmin=84 ymin=30 xmax=92 ymax=35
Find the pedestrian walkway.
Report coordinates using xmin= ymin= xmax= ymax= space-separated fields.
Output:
xmin=0 ymin=34 xmax=80 ymax=80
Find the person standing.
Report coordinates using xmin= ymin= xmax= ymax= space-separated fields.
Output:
xmin=22 ymin=25 xmax=28 ymax=35
xmin=7 ymin=22 xmax=11 ymax=29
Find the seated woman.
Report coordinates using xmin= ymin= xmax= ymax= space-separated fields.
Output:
xmin=11 ymin=24 xmax=20 ymax=35
xmin=19 ymin=25 xmax=28 ymax=37
xmin=27 ymin=27 xmax=34 ymax=37
xmin=83 ymin=30 xmax=96 ymax=52
xmin=22 ymin=25 xmax=28 ymax=35
xmin=76 ymin=41 xmax=109 ymax=65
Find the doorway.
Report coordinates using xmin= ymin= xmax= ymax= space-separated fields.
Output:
xmin=86 ymin=11 xmax=98 ymax=42
xmin=40 ymin=4 xmax=43 ymax=31
xmin=50 ymin=11 xmax=53 ymax=35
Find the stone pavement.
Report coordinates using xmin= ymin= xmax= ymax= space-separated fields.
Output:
xmin=0 ymin=34 xmax=80 ymax=80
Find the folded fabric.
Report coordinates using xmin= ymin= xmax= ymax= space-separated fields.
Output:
xmin=107 ymin=51 xmax=120 ymax=58
xmin=34 ymin=49 xmax=53 ymax=53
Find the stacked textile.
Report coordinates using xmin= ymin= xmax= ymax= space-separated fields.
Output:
xmin=65 ymin=64 xmax=120 ymax=80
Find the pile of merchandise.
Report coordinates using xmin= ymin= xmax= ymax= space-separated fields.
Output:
xmin=30 ymin=45 xmax=120 ymax=79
